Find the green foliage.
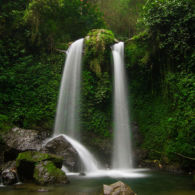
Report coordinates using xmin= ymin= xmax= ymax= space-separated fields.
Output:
xmin=0 ymin=114 xmax=10 ymax=132
xmin=81 ymin=70 xmax=112 ymax=137
xmin=125 ymin=0 xmax=195 ymax=170
xmin=81 ymin=29 xmax=115 ymax=137
xmin=84 ymin=29 xmax=115 ymax=76
xmin=24 ymin=0 xmax=105 ymax=49
xmin=131 ymin=72 xmax=195 ymax=168
xmin=142 ymin=0 xmax=195 ymax=71
xmin=163 ymin=72 xmax=194 ymax=159
xmin=0 ymin=0 xmax=105 ymax=132
xmin=0 ymin=0 xmax=194 ymax=171
xmin=95 ymin=0 xmax=147 ymax=39
xmin=0 ymin=51 xmax=63 ymax=129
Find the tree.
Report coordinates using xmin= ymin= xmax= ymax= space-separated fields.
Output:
xmin=24 ymin=0 xmax=104 ymax=49
xmin=94 ymin=0 xmax=146 ymax=38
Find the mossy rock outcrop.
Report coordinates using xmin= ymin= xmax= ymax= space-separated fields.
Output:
xmin=34 ymin=161 xmax=68 ymax=185
xmin=81 ymin=29 xmax=115 ymax=140
xmin=1 ymin=127 xmax=50 ymax=163
xmin=84 ymin=29 xmax=116 ymax=77
xmin=16 ymin=151 xmax=63 ymax=167
xmin=16 ymin=151 xmax=67 ymax=184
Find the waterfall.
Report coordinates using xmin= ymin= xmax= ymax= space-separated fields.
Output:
xmin=61 ymin=134 xmax=99 ymax=173
xmin=52 ymin=38 xmax=135 ymax=175
xmin=52 ymin=38 xmax=100 ymax=173
xmin=54 ymin=38 xmax=84 ymax=139
xmin=0 ymin=175 xmax=3 ymax=187
xmin=47 ymin=134 xmax=99 ymax=173
xmin=112 ymin=42 xmax=133 ymax=169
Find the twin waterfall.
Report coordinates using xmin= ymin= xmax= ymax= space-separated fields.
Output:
xmin=53 ymin=39 xmax=133 ymax=173
xmin=54 ymin=39 xmax=84 ymax=139
xmin=112 ymin=42 xmax=133 ymax=169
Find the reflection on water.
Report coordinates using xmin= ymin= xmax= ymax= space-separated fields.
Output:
xmin=0 ymin=170 xmax=194 ymax=195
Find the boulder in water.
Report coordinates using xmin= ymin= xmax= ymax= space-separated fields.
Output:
xmin=1 ymin=161 xmax=18 ymax=185
xmin=34 ymin=161 xmax=68 ymax=185
xmin=41 ymin=135 xmax=80 ymax=172
xmin=103 ymin=181 xmax=136 ymax=195
xmin=1 ymin=169 xmax=17 ymax=185
xmin=16 ymin=151 xmax=64 ymax=183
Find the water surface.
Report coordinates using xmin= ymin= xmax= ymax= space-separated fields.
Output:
xmin=0 ymin=170 xmax=194 ymax=195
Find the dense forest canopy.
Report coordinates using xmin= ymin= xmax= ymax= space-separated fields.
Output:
xmin=0 ymin=0 xmax=194 ymax=171
xmin=95 ymin=0 xmax=147 ymax=38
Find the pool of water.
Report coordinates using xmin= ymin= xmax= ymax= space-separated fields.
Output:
xmin=0 ymin=170 xmax=194 ymax=195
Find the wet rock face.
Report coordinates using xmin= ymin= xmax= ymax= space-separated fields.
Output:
xmin=41 ymin=135 xmax=80 ymax=172
xmin=33 ymin=161 xmax=68 ymax=185
xmin=2 ymin=127 xmax=49 ymax=163
xmin=1 ymin=161 xmax=18 ymax=186
xmin=2 ymin=169 xmax=17 ymax=185
xmin=103 ymin=181 xmax=136 ymax=195
xmin=3 ymin=127 xmax=44 ymax=152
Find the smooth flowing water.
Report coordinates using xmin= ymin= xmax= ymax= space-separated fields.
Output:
xmin=112 ymin=42 xmax=133 ymax=169
xmin=47 ymin=134 xmax=99 ymax=173
xmin=54 ymin=38 xmax=84 ymax=139
xmin=0 ymin=171 xmax=194 ymax=195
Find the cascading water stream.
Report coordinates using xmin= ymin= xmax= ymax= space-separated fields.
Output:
xmin=112 ymin=42 xmax=133 ymax=169
xmin=0 ymin=176 xmax=3 ymax=187
xmin=53 ymin=38 xmax=84 ymax=139
xmin=56 ymin=134 xmax=99 ymax=173
xmin=52 ymin=39 xmax=141 ymax=177
xmin=46 ymin=134 xmax=99 ymax=173
xmin=52 ymin=38 xmax=100 ymax=173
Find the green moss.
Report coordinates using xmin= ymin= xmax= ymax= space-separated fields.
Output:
xmin=131 ymin=31 xmax=149 ymax=42
xmin=81 ymin=29 xmax=115 ymax=139
xmin=84 ymin=29 xmax=115 ymax=77
xmin=16 ymin=151 xmax=63 ymax=167
xmin=44 ymin=161 xmax=64 ymax=176
xmin=33 ymin=161 xmax=67 ymax=185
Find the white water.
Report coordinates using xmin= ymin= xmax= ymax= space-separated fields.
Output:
xmin=51 ymin=38 xmax=101 ymax=174
xmin=53 ymin=39 xmax=84 ymax=139
xmin=85 ymin=168 xmax=149 ymax=178
xmin=48 ymin=134 xmax=99 ymax=173
xmin=112 ymin=42 xmax=133 ymax=169
xmin=65 ymin=169 xmax=148 ymax=178
xmin=52 ymin=39 xmax=137 ymax=177
xmin=47 ymin=134 xmax=146 ymax=178
xmin=0 ymin=176 xmax=3 ymax=187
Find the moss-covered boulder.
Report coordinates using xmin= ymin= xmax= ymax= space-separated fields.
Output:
xmin=1 ymin=127 xmax=51 ymax=163
xmin=34 ymin=161 xmax=68 ymax=185
xmin=16 ymin=151 xmax=63 ymax=167
xmin=16 ymin=151 xmax=65 ymax=184
xmin=84 ymin=29 xmax=116 ymax=77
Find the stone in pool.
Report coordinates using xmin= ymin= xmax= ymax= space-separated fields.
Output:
xmin=103 ymin=181 xmax=136 ymax=195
